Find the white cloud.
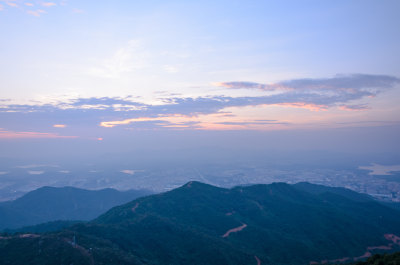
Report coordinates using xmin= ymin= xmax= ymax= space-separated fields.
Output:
xmin=28 ymin=170 xmax=45 ymax=175
xmin=87 ymin=40 xmax=150 ymax=79
xmin=120 ymin=170 xmax=135 ymax=175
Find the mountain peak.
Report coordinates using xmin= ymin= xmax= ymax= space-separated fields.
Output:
xmin=182 ymin=181 xmax=216 ymax=189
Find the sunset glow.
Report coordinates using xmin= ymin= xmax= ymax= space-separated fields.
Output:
xmin=0 ymin=0 xmax=398 ymax=165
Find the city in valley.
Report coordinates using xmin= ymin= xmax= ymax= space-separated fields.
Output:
xmin=1 ymin=162 xmax=399 ymax=203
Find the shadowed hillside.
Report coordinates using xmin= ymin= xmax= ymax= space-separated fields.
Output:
xmin=0 ymin=186 xmax=152 ymax=230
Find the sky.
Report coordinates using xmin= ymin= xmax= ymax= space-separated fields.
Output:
xmin=0 ymin=0 xmax=399 ymax=165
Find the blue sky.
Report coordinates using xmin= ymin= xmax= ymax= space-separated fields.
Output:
xmin=0 ymin=0 xmax=399 ymax=160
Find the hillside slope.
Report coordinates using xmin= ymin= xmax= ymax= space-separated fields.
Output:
xmin=0 ymin=186 xmax=152 ymax=230
xmin=1 ymin=182 xmax=399 ymax=265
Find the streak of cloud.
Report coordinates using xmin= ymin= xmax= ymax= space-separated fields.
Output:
xmin=0 ymin=74 xmax=398 ymax=131
xmin=339 ymin=104 xmax=370 ymax=111
xmin=216 ymin=74 xmax=400 ymax=92
xmin=6 ymin=1 xmax=18 ymax=7
xmin=27 ymin=170 xmax=44 ymax=175
xmin=41 ymin=2 xmax=55 ymax=7
xmin=214 ymin=81 xmax=283 ymax=91
xmin=215 ymin=74 xmax=400 ymax=111
xmin=0 ymin=129 xmax=77 ymax=139
xmin=120 ymin=170 xmax=135 ymax=175
xmin=216 ymin=120 xmax=289 ymax=126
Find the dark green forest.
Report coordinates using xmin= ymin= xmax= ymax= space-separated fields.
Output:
xmin=1 ymin=182 xmax=399 ymax=265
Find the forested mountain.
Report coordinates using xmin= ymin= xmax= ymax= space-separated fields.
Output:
xmin=351 ymin=252 xmax=400 ymax=265
xmin=0 ymin=186 xmax=152 ymax=230
xmin=1 ymin=182 xmax=399 ymax=265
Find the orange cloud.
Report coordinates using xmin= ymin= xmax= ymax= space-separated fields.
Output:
xmin=0 ymin=129 xmax=77 ymax=139
xmin=53 ymin=124 xmax=66 ymax=128
xmin=100 ymin=113 xmax=289 ymax=131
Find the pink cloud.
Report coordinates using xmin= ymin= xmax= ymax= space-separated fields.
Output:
xmin=0 ymin=129 xmax=77 ymax=139
xmin=214 ymin=81 xmax=287 ymax=91
xmin=6 ymin=2 xmax=18 ymax=7
xmin=0 ymin=1 xmax=59 ymax=15
xmin=27 ymin=9 xmax=46 ymax=16
xmin=53 ymin=124 xmax=67 ymax=128
xmin=272 ymin=102 xmax=328 ymax=112
xmin=41 ymin=2 xmax=56 ymax=7
xmin=99 ymin=114 xmax=289 ymax=131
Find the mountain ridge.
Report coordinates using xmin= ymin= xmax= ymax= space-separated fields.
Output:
xmin=1 ymin=181 xmax=400 ymax=265
xmin=0 ymin=186 xmax=152 ymax=230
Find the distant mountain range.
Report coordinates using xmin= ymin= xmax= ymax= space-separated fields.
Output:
xmin=0 ymin=182 xmax=400 ymax=265
xmin=0 ymin=186 xmax=152 ymax=230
